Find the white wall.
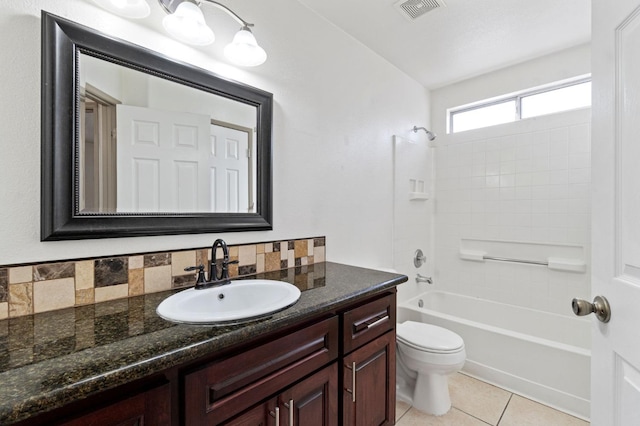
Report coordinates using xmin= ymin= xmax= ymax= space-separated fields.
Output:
xmin=429 ymin=46 xmax=592 ymax=316
xmin=0 ymin=0 xmax=429 ymax=267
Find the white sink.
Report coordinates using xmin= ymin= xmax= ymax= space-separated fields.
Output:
xmin=156 ymin=279 xmax=301 ymax=325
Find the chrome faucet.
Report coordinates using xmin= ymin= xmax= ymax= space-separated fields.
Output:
xmin=185 ymin=239 xmax=238 ymax=290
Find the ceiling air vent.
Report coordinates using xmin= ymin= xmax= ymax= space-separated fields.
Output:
xmin=394 ymin=0 xmax=446 ymax=21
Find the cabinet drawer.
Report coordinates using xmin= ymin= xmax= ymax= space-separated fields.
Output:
xmin=184 ymin=316 xmax=339 ymax=425
xmin=342 ymin=292 xmax=395 ymax=354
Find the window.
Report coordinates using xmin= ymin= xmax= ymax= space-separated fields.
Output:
xmin=449 ymin=77 xmax=591 ymax=134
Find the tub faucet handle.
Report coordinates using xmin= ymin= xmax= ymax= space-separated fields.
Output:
xmin=414 ymin=249 xmax=427 ymax=268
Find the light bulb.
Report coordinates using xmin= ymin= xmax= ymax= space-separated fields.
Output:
xmin=162 ymin=1 xmax=215 ymax=46
xmin=92 ymin=0 xmax=151 ymax=19
xmin=224 ymin=27 xmax=267 ymax=67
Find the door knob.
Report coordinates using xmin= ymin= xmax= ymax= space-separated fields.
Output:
xmin=572 ymin=296 xmax=611 ymax=323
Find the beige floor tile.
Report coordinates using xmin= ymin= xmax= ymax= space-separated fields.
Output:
xmin=396 ymin=400 xmax=412 ymax=422
xmin=499 ymin=395 xmax=589 ymax=426
xmin=450 ymin=373 xmax=512 ymax=425
xmin=397 ymin=407 xmax=489 ymax=426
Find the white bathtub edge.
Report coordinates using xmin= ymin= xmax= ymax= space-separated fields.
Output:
xmin=462 ymin=360 xmax=590 ymax=422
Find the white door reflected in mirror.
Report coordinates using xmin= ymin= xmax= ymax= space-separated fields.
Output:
xmin=78 ymin=52 xmax=257 ymax=214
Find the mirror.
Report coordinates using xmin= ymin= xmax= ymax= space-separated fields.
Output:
xmin=41 ymin=12 xmax=273 ymax=240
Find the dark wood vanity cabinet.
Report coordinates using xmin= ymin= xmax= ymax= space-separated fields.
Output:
xmin=342 ymin=332 xmax=396 ymax=426
xmin=184 ymin=316 xmax=339 ymax=425
xmin=61 ymin=386 xmax=170 ymax=426
xmin=14 ymin=290 xmax=397 ymax=426
xmin=220 ymin=363 xmax=338 ymax=426
xmin=342 ymin=293 xmax=396 ymax=426
xmin=184 ymin=291 xmax=396 ymax=426
xmin=53 ymin=381 xmax=171 ymax=426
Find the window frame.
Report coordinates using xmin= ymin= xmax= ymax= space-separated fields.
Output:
xmin=448 ymin=76 xmax=592 ymax=134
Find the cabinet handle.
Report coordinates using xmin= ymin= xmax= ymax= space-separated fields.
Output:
xmin=269 ymin=407 xmax=280 ymax=426
xmin=353 ymin=313 xmax=389 ymax=333
xmin=345 ymin=361 xmax=356 ymax=403
xmin=283 ymin=399 xmax=294 ymax=425
xmin=366 ymin=315 xmax=389 ymax=329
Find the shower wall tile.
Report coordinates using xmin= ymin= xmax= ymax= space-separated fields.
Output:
xmin=434 ymin=109 xmax=591 ymax=317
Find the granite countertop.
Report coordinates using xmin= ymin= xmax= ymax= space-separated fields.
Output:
xmin=0 ymin=262 xmax=407 ymax=424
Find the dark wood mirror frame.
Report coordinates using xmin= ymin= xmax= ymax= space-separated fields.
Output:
xmin=41 ymin=11 xmax=273 ymax=241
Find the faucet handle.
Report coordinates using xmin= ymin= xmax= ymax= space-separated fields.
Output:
xmin=185 ymin=265 xmax=207 ymax=285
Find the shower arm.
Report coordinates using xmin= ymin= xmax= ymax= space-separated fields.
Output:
xmin=412 ymin=126 xmax=437 ymax=141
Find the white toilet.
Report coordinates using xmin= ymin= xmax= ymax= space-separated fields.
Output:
xmin=396 ymin=320 xmax=466 ymax=416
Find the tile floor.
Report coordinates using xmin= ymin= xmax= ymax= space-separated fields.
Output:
xmin=395 ymin=373 xmax=590 ymax=426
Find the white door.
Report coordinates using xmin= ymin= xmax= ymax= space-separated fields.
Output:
xmin=591 ymin=0 xmax=640 ymax=424
xmin=209 ymin=123 xmax=251 ymax=212
xmin=116 ymin=105 xmax=211 ymax=212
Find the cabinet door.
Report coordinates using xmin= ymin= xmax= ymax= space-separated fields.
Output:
xmin=58 ymin=383 xmax=170 ymax=426
xmin=342 ymin=331 xmax=395 ymax=426
xmin=278 ymin=363 xmax=338 ymax=426
xmin=221 ymin=400 xmax=275 ymax=426
xmin=185 ymin=317 xmax=338 ymax=425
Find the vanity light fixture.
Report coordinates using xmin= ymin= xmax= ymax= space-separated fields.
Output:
xmin=91 ymin=0 xmax=268 ymax=66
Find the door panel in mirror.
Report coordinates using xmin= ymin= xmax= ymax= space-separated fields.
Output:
xmin=79 ymin=53 xmax=258 ymax=214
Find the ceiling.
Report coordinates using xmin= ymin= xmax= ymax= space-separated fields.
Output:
xmin=296 ymin=0 xmax=591 ymax=89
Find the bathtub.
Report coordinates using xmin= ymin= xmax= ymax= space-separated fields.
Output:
xmin=397 ymin=291 xmax=591 ymax=420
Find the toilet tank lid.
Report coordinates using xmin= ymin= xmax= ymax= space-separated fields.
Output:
xmin=397 ymin=321 xmax=464 ymax=352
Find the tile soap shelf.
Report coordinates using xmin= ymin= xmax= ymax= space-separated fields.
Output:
xmin=409 ymin=179 xmax=429 ymax=201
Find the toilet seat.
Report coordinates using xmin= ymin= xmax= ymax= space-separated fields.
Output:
xmin=397 ymin=321 xmax=464 ymax=354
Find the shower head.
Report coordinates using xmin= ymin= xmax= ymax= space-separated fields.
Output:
xmin=412 ymin=126 xmax=436 ymax=141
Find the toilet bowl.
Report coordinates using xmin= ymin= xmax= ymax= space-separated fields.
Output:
xmin=396 ymin=320 xmax=466 ymax=416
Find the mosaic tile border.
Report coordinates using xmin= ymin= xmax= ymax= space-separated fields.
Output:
xmin=0 ymin=237 xmax=326 ymax=319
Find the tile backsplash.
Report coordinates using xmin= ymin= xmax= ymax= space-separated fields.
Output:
xmin=0 ymin=237 xmax=326 ymax=319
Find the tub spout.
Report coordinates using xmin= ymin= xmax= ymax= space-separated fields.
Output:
xmin=416 ymin=274 xmax=432 ymax=284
